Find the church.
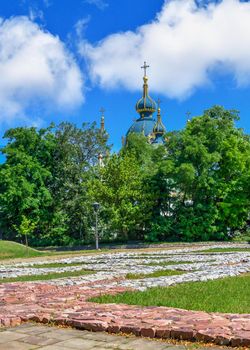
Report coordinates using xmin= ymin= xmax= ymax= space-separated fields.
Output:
xmin=125 ymin=62 xmax=167 ymax=145
xmin=100 ymin=62 xmax=167 ymax=147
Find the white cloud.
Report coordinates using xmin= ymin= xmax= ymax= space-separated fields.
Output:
xmin=82 ymin=0 xmax=250 ymax=99
xmin=84 ymin=0 xmax=108 ymax=10
xmin=0 ymin=16 xmax=84 ymax=123
xmin=75 ymin=16 xmax=91 ymax=38
xmin=29 ymin=6 xmax=44 ymax=22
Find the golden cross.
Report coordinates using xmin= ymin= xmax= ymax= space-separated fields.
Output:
xmin=141 ymin=61 xmax=150 ymax=77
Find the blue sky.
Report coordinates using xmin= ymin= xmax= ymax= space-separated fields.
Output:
xmin=0 ymin=0 xmax=250 ymax=149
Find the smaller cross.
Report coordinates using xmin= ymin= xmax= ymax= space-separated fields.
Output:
xmin=100 ymin=107 xmax=105 ymax=116
xmin=157 ymin=98 xmax=161 ymax=109
xmin=141 ymin=61 xmax=150 ymax=77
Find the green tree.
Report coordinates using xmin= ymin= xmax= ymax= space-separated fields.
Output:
xmin=163 ymin=106 xmax=250 ymax=240
xmin=0 ymin=127 xmax=53 ymax=243
xmin=88 ymin=151 xmax=153 ymax=240
xmin=49 ymin=122 xmax=110 ymax=244
xmin=0 ymin=122 xmax=110 ymax=246
xmin=14 ymin=215 xmax=37 ymax=251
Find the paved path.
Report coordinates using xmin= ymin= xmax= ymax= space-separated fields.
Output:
xmin=0 ymin=323 xmax=228 ymax=350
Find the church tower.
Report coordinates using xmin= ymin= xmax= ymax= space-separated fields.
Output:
xmin=125 ymin=62 xmax=166 ymax=144
xmin=152 ymin=99 xmax=166 ymax=145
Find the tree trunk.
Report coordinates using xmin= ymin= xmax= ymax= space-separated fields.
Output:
xmin=25 ymin=234 xmax=29 ymax=257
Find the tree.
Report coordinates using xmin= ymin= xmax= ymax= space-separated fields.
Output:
xmin=88 ymin=151 xmax=153 ymax=240
xmin=14 ymin=215 xmax=37 ymax=253
xmin=159 ymin=106 xmax=250 ymax=241
xmin=0 ymin=128 xmax=53 ymax=243
xmin=0 ymin=122 xmax=110 ymax=246
xmin=49 ymin=122 xmax=110 ymax=244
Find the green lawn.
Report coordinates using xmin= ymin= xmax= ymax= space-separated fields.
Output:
xmin=198 ymin=248 xmax=250 ymax=253
xmin=0 ymin=240 xmax=107 ymax=261
xmin=0 ymin=241 xmax=45 ymax=260
xmin=146 ymin=261 xmax=194 ymax=266
xmin=0 ymin=269 xmax=94 ymax=283
xmin=126 ymin=270 xmax=185 ymax=279
xmin=24 ymin=262 xmax=87 ymax=269
xmin=91 ymin=274 xmax=250 ymax=314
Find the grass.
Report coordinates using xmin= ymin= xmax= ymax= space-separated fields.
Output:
xmin=91 ymin=273 xmax=250 ymax=314
xmin=23 ymin=262 xmax=87 ymax=268
xmin=0 ymin=241 xmax=45 ymax=260
xmin=0 ymin=269 xmax=94 ymax=283
xmin=146 ymin=260 xmax=194 ymax=266
xmin=198 ymin=248 xmax=250 ymax=253
xmin=0 ymin=240 xmax=109 ymax=261
xmin=126 ymin=270 xmax=185 ymax=279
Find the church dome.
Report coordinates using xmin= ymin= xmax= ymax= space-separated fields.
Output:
xmin=153 ymin=107 xmax=166 ymax=135
xmin=125 ymin=61 xmax=166 ymax=145
xmin=126 ymin=117 xmax=156 ymax=138
xmin=152 ymin=106 xmax=166 ymax=145
xmin=135 ymin=76 xmax=156 ymax=118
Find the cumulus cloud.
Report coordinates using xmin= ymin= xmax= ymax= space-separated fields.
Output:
xmin=0 ymin=16 xmax=84 ymax=123
xmin=81 ymin=0 xmax=250 ymax=99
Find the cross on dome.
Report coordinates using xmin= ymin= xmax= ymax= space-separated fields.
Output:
xmin=141 ymin=61 xmax=149 ymax=77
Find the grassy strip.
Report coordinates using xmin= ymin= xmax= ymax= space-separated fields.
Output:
xmin=126 ymin=270 xmax=185 ymax=279
xmin=0 ymin=241 xmax=45 ymax=260
xmin=91 ymin=274 xmax=250 ymax=314
xmin=22 ymin=262 xmax=87 ymax=269
xmin=0 ymin=269 xmax=94 ymax=283
xmin=197 ymin=248 xmax=250 ymax=253
xmin=146 ymin=261 xmax=194 ymax=266
xmin=0 ymin=240 xmax=109 ymax=260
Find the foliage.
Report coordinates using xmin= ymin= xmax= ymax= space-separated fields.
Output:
xmin=0 ymin=122 xmax=109 ymax=246
xmin=148 ymin=106 xmax=250 ymax=241
xmin=0 ymin=106 xmax=249 ymax=245
xmin=88 ymin=149 xmax=153 ymax=240
xmin=14 ymin=215 xmax=37 ymax=248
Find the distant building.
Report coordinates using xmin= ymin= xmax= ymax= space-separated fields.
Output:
xmin=99 ymin=62 xmax=167 ymax=150
xmin=125 ymin=61 xmax=166 ymax=145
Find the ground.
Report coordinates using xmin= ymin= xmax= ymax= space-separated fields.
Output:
xmin=0 ymin=242 xmax=250 ymax=348
xmin=0 ymin=323 xmax=230 ymax=350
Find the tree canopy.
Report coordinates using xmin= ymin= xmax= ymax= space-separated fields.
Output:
xmin=0 ymin=106 xmax=249 ymax=246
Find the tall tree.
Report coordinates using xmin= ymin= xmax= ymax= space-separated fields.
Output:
xmin=163 ymin=106 xmax=250 ymax=241
xmin=88 ymin=150 xmax=153 ymax=240
xmin=49 ymin=122 xmax=110 ymax=244
xmin=0 ymin=127 xmax=54 ymax=243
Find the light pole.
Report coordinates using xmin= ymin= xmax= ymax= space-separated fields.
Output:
xmin=92 ymin=202 xmax=100 ymax=250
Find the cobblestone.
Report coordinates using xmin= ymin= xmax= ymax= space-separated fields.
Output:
xmin=1 ymin=324 xmax=234 ymax=349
